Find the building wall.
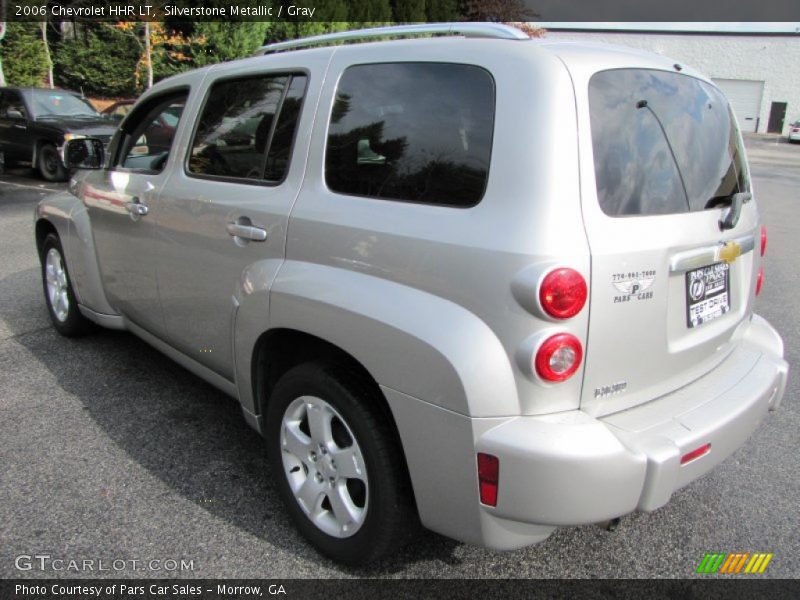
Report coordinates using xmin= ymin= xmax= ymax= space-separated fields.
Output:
xmin=545 ymin=31 xmax=800 ymax=134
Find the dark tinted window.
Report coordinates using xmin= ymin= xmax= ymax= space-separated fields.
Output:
xmin=189 ymin=74 xmax=306 ymax=182
xmin=325 ymin=63 xmax=495 ymax=207
xmin=589 ymin=69 xmax=749 ymax=216
xmin=265 ymin=76 xmax=306 ymax=181
xmin=0 ymin=91 xmax=27 ymax=118
xmin=118 ymin=94 xmax=186 ymax=172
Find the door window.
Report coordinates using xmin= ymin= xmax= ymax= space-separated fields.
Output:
xmin=116 ymin=92 xmax=187 ymax=173
xmin=1 ymin=91 xmax=27 ymax=119
xmin=188 ymin=74 xmax=307 ymax=183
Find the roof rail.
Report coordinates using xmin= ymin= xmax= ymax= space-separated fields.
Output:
xmin=255 ymin=22 xmax=529 ymax=55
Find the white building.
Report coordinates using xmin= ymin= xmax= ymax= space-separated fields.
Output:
xmin=541 ymin=24 xmax=800 ymax=135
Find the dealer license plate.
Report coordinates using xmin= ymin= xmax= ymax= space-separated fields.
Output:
xmin=686 ymin=263 xmax=730 ymax=328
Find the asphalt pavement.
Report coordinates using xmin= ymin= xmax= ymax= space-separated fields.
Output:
xmin=0 ymin=140 xmax=798 ymax=579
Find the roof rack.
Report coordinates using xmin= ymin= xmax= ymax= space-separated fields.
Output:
xmin=255 ymin=22 xmax=529 ymax=55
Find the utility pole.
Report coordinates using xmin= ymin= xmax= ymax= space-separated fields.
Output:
xmin=0 ymin=0 xmax=7 ymax=87
xmin=144 ymin=21 xmax=153 ymax=89
xmin=42 ymin=21 xmax=54 ymax=88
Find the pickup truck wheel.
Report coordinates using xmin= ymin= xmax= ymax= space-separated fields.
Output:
xmin=266 ymin=361 xmax=416 ymax=565
xmin=41 ymin=233 xmax=94 ymax=336
xmin=38 ymin=144 xmax=68 ymax=182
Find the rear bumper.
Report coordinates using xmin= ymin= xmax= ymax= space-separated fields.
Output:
xmin=389 ymin=314 xmax=787 ymax=551
xmin=474 ymin=314 xmax=787 ymax=548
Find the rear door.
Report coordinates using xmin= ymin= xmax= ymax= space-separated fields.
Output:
xmin=155 ymin=63 xmax=313 ymax=381
xmin=576 ymin=68 xmax=759 ymax=416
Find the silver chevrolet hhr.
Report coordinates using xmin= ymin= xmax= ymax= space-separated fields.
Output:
xmin=35 ymin=24 xmax=788 ymax=565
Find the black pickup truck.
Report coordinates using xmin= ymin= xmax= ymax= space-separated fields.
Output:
xmin=0 ymin=87 xmax=117 ymax=181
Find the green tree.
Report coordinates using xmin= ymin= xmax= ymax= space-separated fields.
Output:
xmin=54 ymin=23 xmax=141 ymax=97
xmin=426 ymin=0 xmax=459 ymax=21
xmin=0 ymin=22 xmax=47 ymax=87
xmin=190 ymin=22 xmax=271 ymax=66
xmin=393 ymin=0 xmax=428 ymax=21
xmin=458 ymin=0 xmax=538 ymax=21
xmin=262 ymin=22 xmax=353 ymax=47
xmin=155 ymin=21 xmax=272 ymax=74
xmin=349 ymin=0 xmax=393 ymax=22
xmin=315 ymin=0 xmax=350 ymax=21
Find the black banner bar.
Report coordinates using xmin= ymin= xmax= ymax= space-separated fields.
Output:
xmin=1 ymin=579 xmax=799 ymax=600
xmin=3 ymin=0 xmax=800 ymax=23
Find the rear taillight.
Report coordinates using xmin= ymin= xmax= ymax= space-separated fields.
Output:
xmin=535 ymin=333 xmax=583 ymax=382
xmin=477 ymin=453 xmax=499 ymax=507
xmin=539 ymin=268 xmax=587 ymax=319
xmin=757 ymin=226 xmax=766 ymax=296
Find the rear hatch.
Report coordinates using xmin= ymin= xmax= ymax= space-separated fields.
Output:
xmin=578 ymin=67 xmax=759 ymax=416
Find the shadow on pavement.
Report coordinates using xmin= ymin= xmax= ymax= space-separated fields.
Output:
xmin=5 ymin=267 xmax=461 ymax=573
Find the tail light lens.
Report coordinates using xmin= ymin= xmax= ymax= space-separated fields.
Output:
xmin=477 ymin=453 xmax=499 ymax=507
xmin=756 ymin=266 xmax=764 ymax=296
xmin=535 ymin=333 xmax=583 ymax=382
xmin=681 ymin=443 xmax=711 ymax=465
xmin=539 ymin=268 xmax=587 ymax=319
xmin=760 ymin=225 xmax=767 ymax=256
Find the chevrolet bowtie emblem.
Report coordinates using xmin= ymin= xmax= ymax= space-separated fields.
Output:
xmin=719 ymin=241 xmax=742 ymax=264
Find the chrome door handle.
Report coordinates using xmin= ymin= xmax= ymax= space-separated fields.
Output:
xmin=126 ymin=199 xmax=149 ymax=216
xmin=227 ymin=222 xmax=267 ymax=242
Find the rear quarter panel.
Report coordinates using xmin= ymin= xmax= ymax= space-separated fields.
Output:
xmin=276 ymin=39 xmax=590 ymax=418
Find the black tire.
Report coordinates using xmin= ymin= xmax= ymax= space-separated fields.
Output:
xmin=37 ymin=143 xmax=68 ymax=182
xmin=265 ymin=361 xmax=417 ymax=565
xmin=40 ymin=233 xmax=94 ymax=337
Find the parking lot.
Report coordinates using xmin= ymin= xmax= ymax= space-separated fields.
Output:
xmin=0 ymin=135 xmax=798 ymax=579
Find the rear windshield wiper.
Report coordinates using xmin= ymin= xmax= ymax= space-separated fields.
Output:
xmin=705 ymin=191 xmax=751 ymax=209
xmin=707 ymin=191 xmax=751 ymax=230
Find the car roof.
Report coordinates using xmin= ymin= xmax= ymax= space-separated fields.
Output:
xmin=2 ymin=87 xmax=85 ymax=98
xmin=140 ymin=32 xmax=711 ymax=104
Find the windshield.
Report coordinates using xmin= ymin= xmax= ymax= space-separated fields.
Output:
xmin=29 ymin=90 xmax=100 ymax=119
xmin=589 ymin=69 xmax=750 ymax=217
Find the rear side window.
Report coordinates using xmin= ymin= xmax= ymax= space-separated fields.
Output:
xmin=189 ymin=74 xmax=306 ymax=183
xmin=589 ymin=69 xmax=750 ymax=217
xmin=325 ymin=63 xmax=495 ymax=207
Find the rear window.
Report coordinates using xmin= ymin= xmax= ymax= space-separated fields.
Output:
xmin=589 ymin=69 xmax=750 ymax=217
xmin=325 ymin=63 xmax=495 ymax=207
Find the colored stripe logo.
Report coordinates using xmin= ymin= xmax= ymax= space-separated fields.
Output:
xmin=696 ymin=553 xmax=774 ymax=574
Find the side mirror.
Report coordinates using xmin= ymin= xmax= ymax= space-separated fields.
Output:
xmin=6 ymin=109 xmax=25 ymax=119
xmin=63 ymin=138 xmax=105 ymax=170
